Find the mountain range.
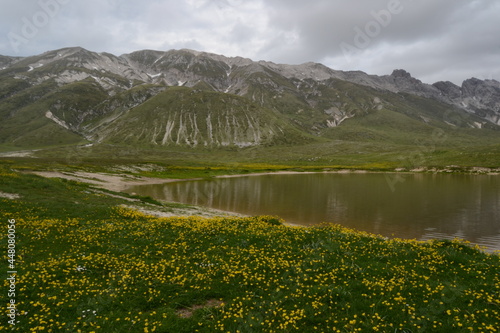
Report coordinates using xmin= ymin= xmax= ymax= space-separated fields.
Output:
xmin=1 ymin=47 xmax=499 ymax=158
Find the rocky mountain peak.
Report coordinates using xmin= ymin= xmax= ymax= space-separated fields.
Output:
xmin=460 ymin=78 xmax=500 ymax=124
xmin=391 ymin=69 xmax=413 ymax=78
xmin=461 ymin=77 xmax=498 ymax=96
xmin=432 ymin=81 xmax=462 ymax=99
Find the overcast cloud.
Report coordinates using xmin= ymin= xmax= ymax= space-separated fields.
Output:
xmin=0 ymin=0 xmax=499 ymax=84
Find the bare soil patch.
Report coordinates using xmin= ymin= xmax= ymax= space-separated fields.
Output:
xmin=175 ymin=299 xmax=224 ymax=318
xmin=28 ymin=171 xmax=178 ymax=192
xmin=0 ymin=191 xmax=21 ymax=200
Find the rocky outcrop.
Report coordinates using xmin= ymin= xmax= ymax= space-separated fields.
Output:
xmin=460 ymin=79 xmax=500 ymax=125
xmin=433 ymin=81 xmax=462 ymax=100
xmin=0 ymin=55 xmax=20 ymax=69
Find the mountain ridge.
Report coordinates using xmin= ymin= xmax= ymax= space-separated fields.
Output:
xmin=0 ymin=47 xmax=499 ymax=153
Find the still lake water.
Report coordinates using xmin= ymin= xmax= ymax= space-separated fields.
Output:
xmin=126 ymin=173 xmax=500 ymax=252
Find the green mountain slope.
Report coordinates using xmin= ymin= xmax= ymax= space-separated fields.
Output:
xmin=91 ymin=87 xmax=314 ymax=147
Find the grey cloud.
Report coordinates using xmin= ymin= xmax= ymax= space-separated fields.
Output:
xmin=258 ymin=0 xmax=500 ymax=84
xmin=0 ymin=0 xmax=498 ymax=84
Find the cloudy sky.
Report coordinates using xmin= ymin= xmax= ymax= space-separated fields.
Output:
xmin=1 ymin=0 xmax=499 ymax=85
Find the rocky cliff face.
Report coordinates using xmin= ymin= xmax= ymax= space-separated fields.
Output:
xmin=459 ymin=79 xmax=500 ymax=125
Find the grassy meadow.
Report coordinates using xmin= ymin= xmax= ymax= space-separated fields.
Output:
xmin=1 ymin=162 xmax=499 ymax=332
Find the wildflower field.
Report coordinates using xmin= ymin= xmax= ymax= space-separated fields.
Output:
xmin=1 ymin=165 xmax=500 ymax=332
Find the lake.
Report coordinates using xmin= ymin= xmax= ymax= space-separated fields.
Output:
xmin=126 ymin=173 xmax=500 ymax=252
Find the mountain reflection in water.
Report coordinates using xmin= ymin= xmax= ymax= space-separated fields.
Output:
xmin=126 ymin=173 xmax=500 ymax=252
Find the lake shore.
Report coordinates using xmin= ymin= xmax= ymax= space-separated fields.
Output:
xmin=27 ymin=167 xmax=500 ymax=221
xmin=24 ymin=164 xmax=500 ymax=194
xmin=27 ymin=169 xmax=376 ymax=193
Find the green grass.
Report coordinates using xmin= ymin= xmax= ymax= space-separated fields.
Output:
xmin=1 ymin=163 xmax=499 ymax=332
xmin=2 ymin=136 xmax=500 ymax=184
